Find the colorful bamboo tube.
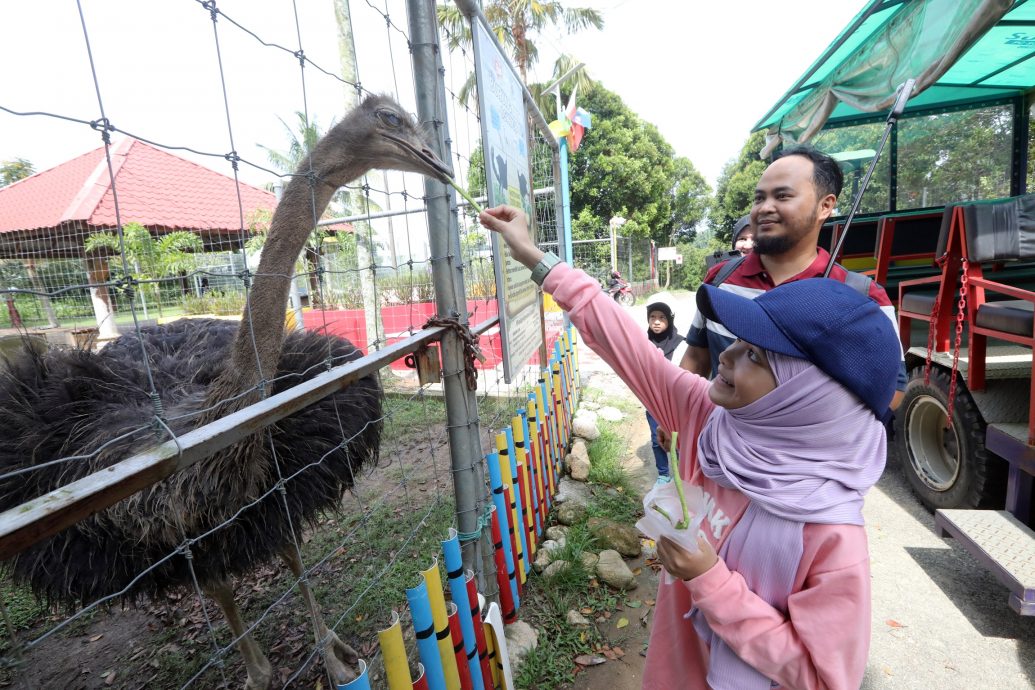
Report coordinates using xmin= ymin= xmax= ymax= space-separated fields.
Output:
xmin=525 ymin=398 xmax=548 ymax=515
xmin=484 ymin=619 xmax=500 ymax=690
xmin=422 ymin=558 xmax=462 ymax=690
xmin=532 ymin=393 xmax=553 ymax=507
xmin=489 ymin=505 xmax=517 ymax=622
xmin=378 ymin=610 xmax=413 ymax=690
xmin=514 ymin=460 xmax=534 ymax=570
xmin=496 ymin=432 xmax=530 ymax=581
xmin=441 ymin=530 xmax=485 ymax=690
xmin=505 ymin=427 xmax=535 ymax=557
xmin=340 ymin=659 xmax=370 ymax=689
xmin=502 ymin=484 xmax=525 ymax=594
xmin=485 ymin=452 xmax=519 ymax=607
xmin=512 ymin=413 xmax=542 ymax=538
xmin=412 ymin=664 xmax=429 ymax=690
xmin=535 ymin=386 xmax=557 ymax=497
xmin=447 ymin=602 xmax=474 ymax=690
xmin=406 ymin=580 xmax=447 ymax=690
xmin=552 ymin=361 xmax=569 ymax=447
xmin=465 ymin=571 xmax=493 ymax=690
xmin=545 ymin=376 xmax=562 ymax=470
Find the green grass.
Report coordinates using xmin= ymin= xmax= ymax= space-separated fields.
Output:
xmin=512 ymin=417 xmax=643 ymax=689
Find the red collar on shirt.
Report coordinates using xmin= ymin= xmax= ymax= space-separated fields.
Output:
xmin=739 ymin=247 xmax=836 ymax=287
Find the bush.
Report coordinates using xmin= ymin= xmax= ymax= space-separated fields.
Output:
xmin=181 ymin=289 xmax=246 ymax=315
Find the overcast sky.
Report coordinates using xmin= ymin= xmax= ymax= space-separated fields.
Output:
xmin=0 ymin=0 xmax=865 ymax=192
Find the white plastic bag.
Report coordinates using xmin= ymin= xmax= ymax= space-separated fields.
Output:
xmin=635 ymin=480 xmax=707 ymax=584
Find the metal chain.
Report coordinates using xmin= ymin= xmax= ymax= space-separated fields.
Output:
xmin=923 ymin=256 xmax=948 ymax=387
xmin=423 ymin=316 xmax=485 ymax=391
xmin=946 ymin=260 xmax=969 ymax=429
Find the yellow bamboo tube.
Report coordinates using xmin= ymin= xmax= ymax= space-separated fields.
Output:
xmin=378 ymin=610 xmax=413 ymax=690
xmin=484 ymin=621 xmax=500 ymax=689
xmin=422 ymin=559 xmax=462 ymax=690
xmin=511 ymin=415 xmax=538 ymax=536
xmin=496 ymin=432 xmax=527 ymax=581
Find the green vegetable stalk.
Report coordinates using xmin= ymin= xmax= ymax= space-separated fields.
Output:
xmin=651 ymin=430 xmax=691 ymax=529
xmin=447 ymin=178 xmax=484 ymax=215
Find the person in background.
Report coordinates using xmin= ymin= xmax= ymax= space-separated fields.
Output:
xmin=732 ymin=215 xmax=755 ymax=255
xmin=645 ymin=301 xmax=681 ymax=486
xmin=678 ymin=144 xmax=906 ymax=414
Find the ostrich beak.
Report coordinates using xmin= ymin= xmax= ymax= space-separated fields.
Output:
xmin=382 ymin=132 xmax=453 ymax=182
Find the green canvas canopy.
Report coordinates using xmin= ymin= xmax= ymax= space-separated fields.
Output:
xmin=755 ymin=0 xmax=1034 ymax=154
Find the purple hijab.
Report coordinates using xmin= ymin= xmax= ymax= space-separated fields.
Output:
xmin=691 ymin=352 xmax=886 ymax=690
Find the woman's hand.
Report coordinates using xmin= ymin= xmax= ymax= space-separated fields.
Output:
xmin=478 ymin=205 xmax=544 ymax=270
xmin=656 ymin=534 xmax=718 ymax=581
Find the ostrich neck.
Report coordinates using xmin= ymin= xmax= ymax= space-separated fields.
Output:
xmin=224 ymin=167 xmax=359 ymax=395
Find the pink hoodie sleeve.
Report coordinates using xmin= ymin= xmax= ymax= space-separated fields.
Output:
xmin=686 ymin=524 xmax=871 ymax=690
xmin=542 ymin=263 xmax=713 ymax=437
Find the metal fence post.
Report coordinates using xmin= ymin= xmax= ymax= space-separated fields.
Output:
xmin=406 ymin=0 xmax=485 ymax=574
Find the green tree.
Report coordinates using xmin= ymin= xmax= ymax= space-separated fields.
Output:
xmin=437 ymin=1 xmax=603 ymax=84
xmin=709 ymin=130 xmax=767 ymax=246
xmin=565 ymin=84 xmax=709 ymax=246
xmin=84 ymin=223 xmax=202 ymax=317
xmin=1 ymin=158 xmax=34 ymax=186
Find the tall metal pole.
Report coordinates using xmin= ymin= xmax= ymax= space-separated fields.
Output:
xmin=407 ymin=0 xmax=484 ymax=573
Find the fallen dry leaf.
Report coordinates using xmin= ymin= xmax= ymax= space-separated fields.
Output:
xmin=574 ymin=654 xmax=607 ymax=666
xmin=616 ymin=617 xmax=629 ymax=629
xmin=88 ymin=634 xmax=104 ymax=643
xmin=885 ymin=619 xmax=905 ymax=628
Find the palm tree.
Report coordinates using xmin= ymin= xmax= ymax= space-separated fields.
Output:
xmin=437 ymin=1 xmax=603 ymax=84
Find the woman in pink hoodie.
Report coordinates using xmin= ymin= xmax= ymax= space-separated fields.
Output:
xmin=480 ymin=205 xmax=900 ymax=690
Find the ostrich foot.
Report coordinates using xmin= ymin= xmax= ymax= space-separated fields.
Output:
xmin=243 ymin=659 xmax=274 ymax=690
xmin=320 ymin=629 xmax=361 ymax=685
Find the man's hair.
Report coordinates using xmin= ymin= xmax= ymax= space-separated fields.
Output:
xmin=774 ymin=144 xmax=844 ymax=199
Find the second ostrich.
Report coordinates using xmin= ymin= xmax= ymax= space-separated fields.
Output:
xmin=0 ymin=95 xmax=452 ymax=688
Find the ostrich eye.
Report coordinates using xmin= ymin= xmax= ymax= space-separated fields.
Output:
xmin=376 ymin=109 xmax=403 ymax=128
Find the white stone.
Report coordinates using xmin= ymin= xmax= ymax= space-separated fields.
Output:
xmin=572 ymin=416 xmax=600 ymax=440
xmin=596 ymin=550 xmax=636 ymax=590
xmin=505 ymin=620 xmax=538 ymax=672
xmin=597 ymin=406 xmax=625 ymax=422
xmin=545 ymin=525 xmax=569 ymax=542
xmin=574 ymin=408 xmax=599 ymax=424
xmin=566 ymin=610 xmax=591 ymax=626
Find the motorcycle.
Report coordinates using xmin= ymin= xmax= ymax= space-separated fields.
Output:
xmin=605 ymin=280 xmax=635 ymax=307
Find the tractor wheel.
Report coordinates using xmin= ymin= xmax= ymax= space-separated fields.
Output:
xmin=617 ymin=291 xmax=635 ymax=307
xmin=893 ymin=366 xmax=1005 ymax=511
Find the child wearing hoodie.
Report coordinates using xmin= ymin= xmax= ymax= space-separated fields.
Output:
xmin=480 ymin=204 xmax=900 ymax=690
xmin=646 ymin=301 xmax=680 ymax=485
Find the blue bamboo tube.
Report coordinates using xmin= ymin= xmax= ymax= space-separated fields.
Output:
xmin=485 ymin=452 xmax=519 ymax=606
xmin=441 ymin=530 xmax=484 ymax=690
xmin=422 ymin=558 xmax=462 ymax=690
xmin=406 ymin=580 xmax=447 ymax=690
xmin=339 ymin=659 xmax=370 ymax=689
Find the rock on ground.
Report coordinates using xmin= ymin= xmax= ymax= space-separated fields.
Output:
xmin=588 ymin=516 xmax=642 ymax=557
xmin=505 ymin=619 xmax=538 ymax=672
xmin=595 ymin=549 xmax=636 ymax=590
xmin=572 ymin=416 xmax=600 ymax=440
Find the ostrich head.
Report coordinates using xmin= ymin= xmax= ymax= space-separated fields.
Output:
xmin=305 ymin=94 xmax=453 ymax=188
xmin=216 ymin=95 xmax=453 ymax=402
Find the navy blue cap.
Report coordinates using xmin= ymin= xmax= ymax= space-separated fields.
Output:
xmin=696 ymin=278 xmax=900 ymax=416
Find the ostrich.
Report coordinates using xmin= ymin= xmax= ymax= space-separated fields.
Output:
xmin=0 ymin=95 xmax=452 ymax=689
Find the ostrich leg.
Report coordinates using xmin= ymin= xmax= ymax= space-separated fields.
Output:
xmin=279 ymin=545 xmax=360 ymax=685
xmin=204 ymin=580 xmax=274 ymax=690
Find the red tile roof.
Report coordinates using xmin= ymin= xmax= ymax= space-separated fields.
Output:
xmin=0 ymin=137 xmax=276 ymax=234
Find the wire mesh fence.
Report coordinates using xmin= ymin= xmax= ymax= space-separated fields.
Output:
xmin=0 ymin=1 xmax=570 ymax=688
xmin=542 ymin=236 xmax=657 ymax=297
